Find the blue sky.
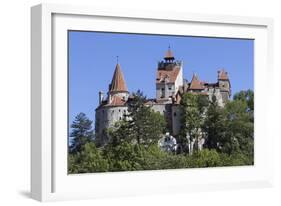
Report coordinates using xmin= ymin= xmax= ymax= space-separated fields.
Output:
xmin=68 ymin=31 xmax=254 ymax=128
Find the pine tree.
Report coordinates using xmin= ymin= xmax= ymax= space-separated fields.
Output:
xmin=127 ymin=90 xmax=166 ymax=145
xmin=203 ymin=95 xmax=227 ymax=150
xmin=108 ymin=90 xmax=166 ymax=146
xmin=70 ymin=112 xmax=94 ymax=153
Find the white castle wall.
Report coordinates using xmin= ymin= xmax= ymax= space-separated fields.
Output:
xmin=171 ymin=86 xmax=227 ymax=136
xmin=204 ymin=87 xmax=224 ymax=107
xmin=156 ymin=83 xmax=165 ymax=99
xmin=151 ymin=104 xmax=166 ymax=115
xmin=108 ymin=91 xmax=129 ymax=101
xmin=156 ymin=83 xmax=175 ymax=99
xmin=156 ymin=65 xmax=183 ymax=100
xmin=174 ymin=64 xmax=183 ymax=93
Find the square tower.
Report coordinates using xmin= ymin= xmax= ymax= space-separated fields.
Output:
xmin=156 ymin=47 xmax=183 ymax=100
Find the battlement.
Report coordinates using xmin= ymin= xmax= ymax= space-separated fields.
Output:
xmin=158 ymin=60 xmax=182 ymax=69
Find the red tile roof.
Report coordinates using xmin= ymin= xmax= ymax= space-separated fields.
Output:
xmin=108 ymin=95 xmax=127 ymax=106
xmin=110 ymin=64 xmax=128 ymax=92
xmin=189 ymin=74 xmax=205 ymax=90
xmin=156 ymin=66 xmax=180 ymax=83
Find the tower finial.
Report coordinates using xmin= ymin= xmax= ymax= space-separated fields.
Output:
xmin=116 ymin=55 xmax=119 ymax=64
xmin=164 ymin=45 xmax=175 ymax=62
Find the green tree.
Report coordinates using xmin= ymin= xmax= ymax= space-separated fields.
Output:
xmin=233 ymin=89 xmax=254 ymax=123
xmin=125 ymin=90 xmax=166 ymax=145
xmin=233 ymin=89 xmax=254 ymax=112
xmin=103 ymin=142 xmax=144 ymax=171
xmin=107 ymin=120 xmax=133 ymax=146
xmin=70 ymin=112 xmax=94 ymax=153
xmin=68 ymin=142 xmax=109 ymax=173
xmin=179 ymin=93 xmax=208 ymax=152
xmin=190 ymin=149 xmax=221 ymax=168
xmin=223 ymin=98 xmax=254 ymax=157
xmin=203 ymin=95 xmax=227 ymax=150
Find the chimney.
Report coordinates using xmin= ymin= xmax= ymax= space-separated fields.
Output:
xmin=99 ymin=91 xmax=104 ymax=105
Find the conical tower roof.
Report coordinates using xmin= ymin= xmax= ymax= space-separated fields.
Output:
xmin=164 ymin=46 xmax=175 ymax=60
xmin=110 ymin=63 xmax=128 ymax=92
xmin=189 ymin=74 xmax=205 ymax=90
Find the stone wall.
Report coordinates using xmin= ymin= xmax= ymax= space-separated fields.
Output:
xmin=171 ymin=104 xmax=181 ymax=135
xmin=95 ymin=106 xmax=128 ymax=140
xmin=151 ymin=103 xmax=173 ymax=134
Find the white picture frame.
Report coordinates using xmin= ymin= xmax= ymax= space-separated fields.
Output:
xmin=31 ymin=3 xmax=274 ymax=202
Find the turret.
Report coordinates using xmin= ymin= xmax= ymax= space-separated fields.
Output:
xmin=218 ymin=70 xmax=230 ymax=89
xmin=217 ymin=69 xmax=231 ymax=101
xmin=108 ymin=63 xmax=129 ymax=103
xmin=189 ymin=74 xmax=205 ymax=91
xmin=98 ymin=91 xmax=104 ymax=105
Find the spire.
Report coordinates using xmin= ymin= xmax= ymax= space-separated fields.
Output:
xmin=218 ymin=69 xmax=229 ymax=80
xmin=189 ymin=74 xmax=204 ymax=90
xmin=164 ymin=45 xmax=175 ymax=61
xmin=109 ymin=63 xmax=128 ymax=92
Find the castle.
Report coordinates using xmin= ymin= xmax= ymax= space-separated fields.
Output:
xmin=95 ymin=48 xmax=231 ymax=145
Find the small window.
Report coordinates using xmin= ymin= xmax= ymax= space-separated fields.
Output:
xmin=174 ymin=112 xmax=177 ymax=117
xmin=161 ymin=88 xmax=165 ymax=98
xmin=119 ymin=117 xmax=122 ymax=120
xmin=169 ymin=87 xmax=172 ymax=90
xmin=119 ymin=109 xmax=121 ymax=112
